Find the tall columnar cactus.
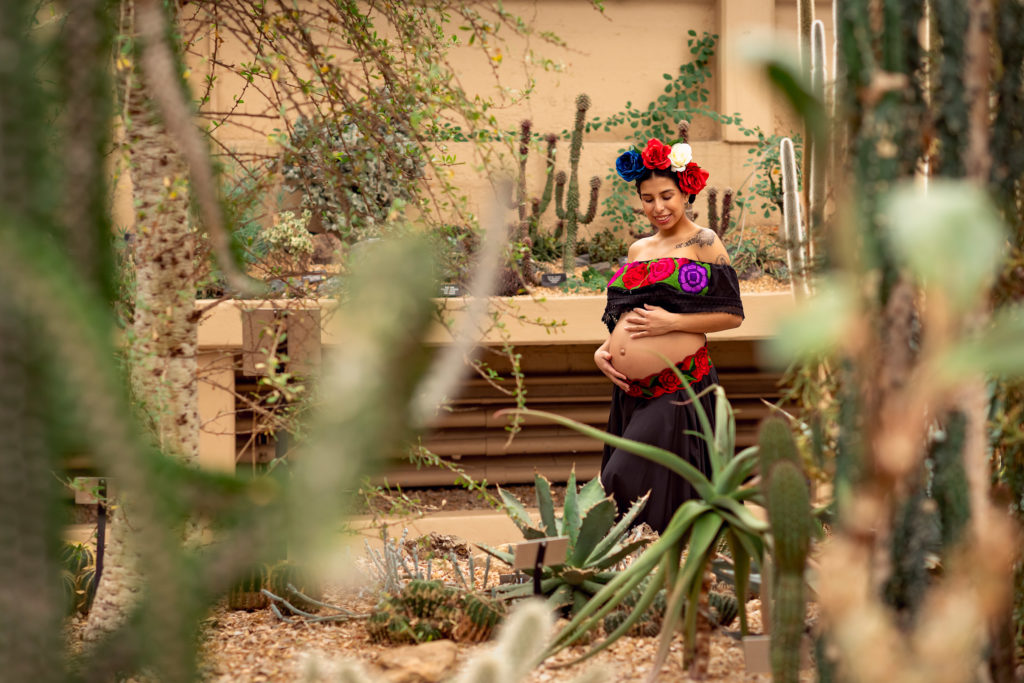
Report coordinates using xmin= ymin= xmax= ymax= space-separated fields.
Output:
xmin=758 ymin=417 xmax=810 ymax=683
xmin=808 ymin=19 xmax=827 ymax=265
xmin=554 ymin=94 xmax=601 ymax=273
xmin=765 ymin=461 xmax=811 ymax=683
xmin=706 ymin=187 xmax=734 ymax=237
xmin=780 ymin=137 xmax=810 ymax=298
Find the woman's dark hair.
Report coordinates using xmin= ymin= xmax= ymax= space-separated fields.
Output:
xmin=635 ymin=167 xmax=696 ymax=203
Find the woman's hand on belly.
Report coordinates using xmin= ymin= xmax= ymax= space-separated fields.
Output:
xmin=594 ymin=345 xmax=631 ymax=391
xmin=622 ymin=304 xmax=681 ymax=338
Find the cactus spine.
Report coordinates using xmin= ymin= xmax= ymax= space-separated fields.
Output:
xmin=554 ymin=94 xmax=601 ymax=273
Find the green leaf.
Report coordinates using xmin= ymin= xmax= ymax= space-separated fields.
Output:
xmin=570 ymin=498 xmax=618 ymax=566
xmin=500 ymin=408 xmax=715 ymax=501
xmin=717 ymin=447 xmax=760 ymax=495
xmin=728 ymin=531 xmax=752 ymax=635
xmin=576 ymin=476 xmax=605 ymax=514
xmin=475 ymin=543 xmax=513 ymax=566
xmin=534 ymin=473 xmax=559 ymax=536
xmin=498 ymin=486 xmax=536 ymax=537
xmin=585 ymin=491 xmax=649 ymax=565
xmin=592 ymin=537 xmax=656 ymax=570
xmin=563 ymin=469 xmax=580 ymax=546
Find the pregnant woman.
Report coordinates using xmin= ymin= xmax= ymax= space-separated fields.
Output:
xmin=594 ymin=137 xmax=744 ymax=533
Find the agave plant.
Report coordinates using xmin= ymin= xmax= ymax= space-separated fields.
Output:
xmin=479 ymin=472 xmax=653 ymax=615
xmin=498 ymin=379 xmax=766 ymax=680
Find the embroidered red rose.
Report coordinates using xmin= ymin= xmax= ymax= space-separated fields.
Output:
xmin=692 ymin=346 xmax=712 ymax=379
xmin=658 ymin=368 xmax=682 ymax=392
xmin=621 ymin=261 xmax=650 ymax=289
xmin=677 ymin=162 xmax=710 ymax=195
xmin=647 ymin=258 xmax=676 ymax=284
xmin=640 ymin=138 xmax=672 ymax=170
xmin=626 ymin=384 xmax=644 ymax=397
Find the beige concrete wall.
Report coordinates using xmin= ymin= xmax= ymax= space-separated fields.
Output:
xmin=164 ymin=0 xmax=834 ymax=241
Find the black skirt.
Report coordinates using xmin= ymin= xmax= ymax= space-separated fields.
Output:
xmin=599 ymin=366 xmax=718 ymax=534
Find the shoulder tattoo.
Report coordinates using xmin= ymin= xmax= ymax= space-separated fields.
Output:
xmin=675 ymin=229 xmax=716 ymax=249
xmin=715 ymin=254 xmax=729 ymax=265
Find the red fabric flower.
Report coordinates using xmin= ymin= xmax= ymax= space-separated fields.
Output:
xmin=658 ymin=368 xmax=682 ymax=393
xmin=621 ymin=261 xmax=650 ymax=289
xmin=647 ymin=258 xmax=676 ymax=284
xmin=640 ymin=138 xmax=672 ymax=170
xmin=626 ymin=384 xmax=644 ymax=398
xmin=692 ymin=346 xmax=712 ymax=379
xmin=677 ymin=162 xmax=710 ymax=195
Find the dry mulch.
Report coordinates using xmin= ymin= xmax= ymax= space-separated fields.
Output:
xmin=65 ymin=542 xmax=815 ymax=683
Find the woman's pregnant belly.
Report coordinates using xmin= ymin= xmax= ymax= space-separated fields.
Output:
xmin=608 ymin=317 xmax=706 ymax=380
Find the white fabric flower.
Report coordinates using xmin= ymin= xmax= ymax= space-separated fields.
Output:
xmin=668 ymin=143 xmax=693 ymax=172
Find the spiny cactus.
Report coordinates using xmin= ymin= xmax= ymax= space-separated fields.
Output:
xmin=706 ymin=187 xmax=734 ymax=237
xmin=366 ymin=579 xmax=506 ymax=645
xmin=228 ymin=564 xmax=269 ymax=611
xmin=554 ymin=94 xmax=601 ymax=273
xmin=758 ymin=416 xmax=802 ymax=482
xmin=267 ymin=560 xmax=322 ymax=614
xmin=780 ymin=137 xmax=810 ymax=299
xmin=764 ymin=459 xmax=811 ymax=683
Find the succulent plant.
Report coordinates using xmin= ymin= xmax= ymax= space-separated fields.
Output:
xmin=500 ymin=381 xmax=766 ymax=675
xmin=366 ymin=578 xmax=506 ymax=645
xmin=228 ymin=563 xmax=269 ymax=611
xmin=759 ymin=417 xmax=812 ymax=683
xmin=554 ymin=94 xmax=601 ymax=273
xmin=479 ymin=471 xmax=653 ymax=616
xmin=267 ymin=560 xmax=322 ymax=614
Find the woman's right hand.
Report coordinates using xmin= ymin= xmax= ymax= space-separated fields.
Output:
xmin=594 ymin=345 xmax=630 ymax=391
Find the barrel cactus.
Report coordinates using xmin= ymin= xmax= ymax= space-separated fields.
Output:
xmin=367 ymin=578 xmax=507 ymax=645
xmin=228 ymin=563 xmax=269 ymax=611
xmin=267 ymin=560 xmax=322 ymax=613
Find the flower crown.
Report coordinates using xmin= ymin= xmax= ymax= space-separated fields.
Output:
xmin=615 ymin=137 xmax=710 ymax=198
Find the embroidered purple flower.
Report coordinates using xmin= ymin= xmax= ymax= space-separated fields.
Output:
xmin=647 ymin=258 xmax=676 ymax=284
xmin=678 ymin=262 xmax=710 ymax=293
xmin=615 ymin=150 xmax=646 ymax=181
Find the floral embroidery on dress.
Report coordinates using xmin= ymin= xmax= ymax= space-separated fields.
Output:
xmin=625 ymin=346 xmax=713 ymax=400
xmin=607 ymin=257 xmax=712 ymax=296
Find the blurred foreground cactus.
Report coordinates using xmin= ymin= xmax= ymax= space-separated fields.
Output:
xmin=554 ymin=94 xmax=602 ymax=273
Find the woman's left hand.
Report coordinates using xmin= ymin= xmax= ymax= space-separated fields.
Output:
xmin=623 ymin=304 xmax=679 ymax=338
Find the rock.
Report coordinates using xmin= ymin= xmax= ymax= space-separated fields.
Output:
xmin=377 ymin=640 xmax=458 ymax=683
xmin=311 ymin=232 xmax=342 ymax=264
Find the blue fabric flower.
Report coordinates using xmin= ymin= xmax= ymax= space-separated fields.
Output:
xmin=615 ymin=150 xmax=646 ymax=181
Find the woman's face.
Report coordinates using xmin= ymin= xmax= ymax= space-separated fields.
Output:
xmin=638 ymin=175 xmax=686 ymax=231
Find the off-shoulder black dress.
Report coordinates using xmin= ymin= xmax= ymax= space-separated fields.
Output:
xmin=600 ymin=258 xmax=744 ymax=533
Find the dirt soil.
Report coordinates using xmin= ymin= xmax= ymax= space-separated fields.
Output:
xmin=63 ymin=525 xmax=818 ymax=682
xmin=65 ymin=553 xmax=810 ymax=683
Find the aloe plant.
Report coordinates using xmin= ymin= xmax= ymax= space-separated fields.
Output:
xmin=498 ymin=379 xmax=766 ymax=678
xmin=480 ymin=472 xmax=653 ymax=616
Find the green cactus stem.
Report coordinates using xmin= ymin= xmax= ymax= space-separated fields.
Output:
xmin=554 ymin=94 xmax=601 ymax=273
xmin=267 ymin=560 xmax=322 ymax=614
xmin=808 ymin=19 xmax=827 ymax=266
xmin=228 ymin=564 xmax=269 ymax=611
xmin=779 ymin=137 xmax=810 ymax=298
xmin=758 ymin=416 xmax=802 ymax=483
xmin=764 ymin=459 xmax=811 ymax=683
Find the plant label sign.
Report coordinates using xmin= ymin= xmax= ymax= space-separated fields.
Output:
xmin=511 ymin=536 xmax=569 ymax=570
xmin=540 ymin=273 xmax=567 ymax=287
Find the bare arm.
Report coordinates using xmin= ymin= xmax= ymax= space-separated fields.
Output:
xmin=622 ymin=306 xmax=742 ymax=338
